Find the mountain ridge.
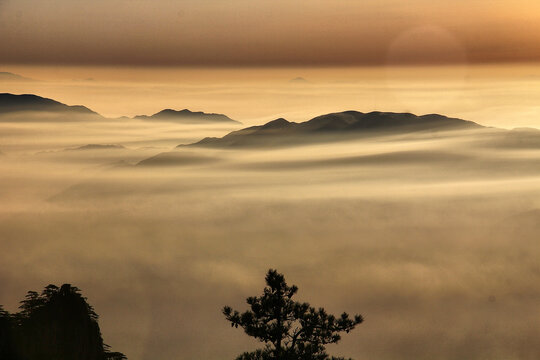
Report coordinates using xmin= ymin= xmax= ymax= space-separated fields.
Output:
xmin=0 ymin=93 xmax=99 ymax=117
xmin=185 ymin=111 xmax=484 ymax=148
xmin=134 ymin=108 xmax=241 ymax=124
xmin=0 ymin=93 xmax=242 ymax=126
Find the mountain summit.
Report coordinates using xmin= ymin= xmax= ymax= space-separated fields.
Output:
xmin=188 ymin=111 xmax=483 ymax=148
xmin=135 ymin=109 xmax=240 ymax=124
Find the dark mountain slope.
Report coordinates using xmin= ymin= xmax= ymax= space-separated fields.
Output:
xmin=0 ymin=93 xmax=99 ymax=116
xmin=188 ymin=111 xmax=483 ymax=148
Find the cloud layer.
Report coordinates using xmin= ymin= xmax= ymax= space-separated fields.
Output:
xmin=1 ymin=108 xmax=540 ymax=359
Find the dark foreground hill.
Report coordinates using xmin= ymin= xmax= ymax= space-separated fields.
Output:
xmin=135 ymin=109 xmax=241 ymax=124
xmin=0 ymin=284 xmax=125 ymax=360
xmin=0 ymin=93 xmax=100 ymax=118
xmin=188 ymin=111 xmax=484 ymax=148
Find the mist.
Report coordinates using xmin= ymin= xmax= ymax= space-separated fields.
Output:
xmin=1 ymin=120 xmax=540 ymax=359
xmin=1 ymin=68 xmax=540 ymax=360
xmin=3 ymin=64 xmax=540 ymax=129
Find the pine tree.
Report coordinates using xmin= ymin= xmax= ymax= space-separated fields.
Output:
xmin=223 ymin=269 xmax=363 ymax=360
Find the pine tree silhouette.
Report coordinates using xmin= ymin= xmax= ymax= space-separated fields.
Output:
xmin=223 ymin=269 xmax=363 ymax=360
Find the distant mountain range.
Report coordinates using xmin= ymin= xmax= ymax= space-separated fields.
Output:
xmin=134 ymin=109 xmax=240 ymax=124
xmin=188 ymin=111 xmax=484 ymax=148
xmin=0 ymin=93 xmax=240 ymax=125
xmin=126 ymin=111 xmax=490 ymax=167
xmin=3 ymin=92 xmax=539 ymax=154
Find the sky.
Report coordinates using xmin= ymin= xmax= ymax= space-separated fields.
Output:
xmin=1 ymin=0 xmax=540 ymax=66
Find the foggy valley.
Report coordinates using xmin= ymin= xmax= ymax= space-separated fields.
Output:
xmin=1 ymin=79 xmax=540 ymax=359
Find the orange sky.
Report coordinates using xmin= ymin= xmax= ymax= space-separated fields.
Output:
xmin=1 ymin=0 xmax=540 ymax=66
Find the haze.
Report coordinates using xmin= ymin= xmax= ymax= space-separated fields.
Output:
xmin=2 ymin=0 xmax=540 ymax=66
xmin=4 ymin=65 xmax=540 ymax=129
xmin=0 ymin=89 xmax=540 ymax=359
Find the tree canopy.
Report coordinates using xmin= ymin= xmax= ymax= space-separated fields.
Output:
xmin=0 ymin=284 xmax=126 ymax=360
xmin=223 ymin=269 xmax=363 ymax=360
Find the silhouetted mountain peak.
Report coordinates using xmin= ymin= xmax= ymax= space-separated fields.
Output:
xmin=135 ymin=108 xmax=240 ymax=124
xmin=260 ymin=118 xmax=292 ymax=129
xmin=156 ymin=108 xmax=191 ymax=116
xmin=187 ymin=111 xmax=484 ymax=148
xmin=0 ymin=93 xmax=99 ymax=117
xmin=304 ymin=111 xmax=478 ymax=132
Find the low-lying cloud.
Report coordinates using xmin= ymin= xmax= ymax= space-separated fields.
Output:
xmin=1 ymin=110 xmax=540 ymax=360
